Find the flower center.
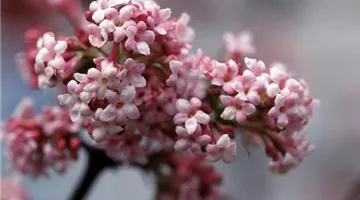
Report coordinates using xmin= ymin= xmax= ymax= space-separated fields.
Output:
xmin=188 ymin=110 xmax=196 ymax=118
xmin=235 ymin=103 xmax=243 ymax=110
xmin=101 ymin=78 xmax=108 ymax=84
xmin=116 ymin=102 xmax=124 ymax=109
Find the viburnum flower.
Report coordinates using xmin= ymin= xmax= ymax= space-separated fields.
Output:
xmin=1 ymin=98 xmax=82 ymax=177
xmin=0 ymin=176 xmax=29 ymax=200
xmin=205 ymin=134 xmax=237 ymax=163
xmin=16 ymin=26 xmax=47 ymax=88
xmin=34 ymin=32 xmax=68 ymax=89
xmin=208 ymin=60 xmax=240 ymax=94
xmin=207 ymin=56 xmax=319 ymax=172
xmin=267 ymin=131 xmax=315 ymax=174
xmin=220 ymin=94 xmax=256 ymax=123
xmin=174 ymin=98 xmax=210 ymax=135
xmin=3 ymin=0 xmax=320 ymax=199
xmin=223 ymin=31 xmax=256 ymax=62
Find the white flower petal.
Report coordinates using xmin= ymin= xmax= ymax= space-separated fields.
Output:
xmin=185 ymin=117 xmax=197 ymax=134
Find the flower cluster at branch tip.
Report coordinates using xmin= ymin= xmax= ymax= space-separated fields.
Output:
xmin=6 ymin=0 xmax=318 ymax=195
xmin=202 ymin=56 xmax=319 ymax=173
xmin=86 ymin=0 xmax=193 ymax=56
xmin=0 ymin=176 xmax=29 ymax=200
xmin=1 ymin=98 xmax=82 ymax=177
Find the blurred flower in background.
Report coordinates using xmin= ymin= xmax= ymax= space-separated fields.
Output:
xmin=0 ymin=176 xmax=29 ymax=200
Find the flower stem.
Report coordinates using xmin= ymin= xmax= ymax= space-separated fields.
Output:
xmin=69 ymin=144 xmax=120 ymax=200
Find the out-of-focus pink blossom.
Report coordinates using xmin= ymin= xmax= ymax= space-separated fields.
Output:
xmin=0 ymin=176 xmax=29 ymax=200
xmin=206 ymin=134 xmax=237 ymax=163
xmin=224 ymin=31 xmax=256 ymax=60
xmin=1 ymin=98 xmax=82 ymax=177
xmin=156 ymin=152 xmax=223 ymax=200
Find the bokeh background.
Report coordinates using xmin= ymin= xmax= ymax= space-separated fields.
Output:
xmin=2 ymin=0 xmax=360 ymax=199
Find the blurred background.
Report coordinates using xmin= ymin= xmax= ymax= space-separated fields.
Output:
xmin=2 ymin=0 xmax=360 ymax=199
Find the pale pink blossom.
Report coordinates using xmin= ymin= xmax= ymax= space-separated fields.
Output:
xmin=117 ymin=58 xmax=146 ymax=87
xmin=209 ymin=60 xmax=240 ymax=93
xmin=147 ymin=7 xmax=173 ymax=35
xmin=244 ymin=57 xmax=266 ymax=76
xmin=88 ymin=0 xmax=128 ymax=23
xmin=124 ymin=21 xmax=155 ymax=55
xmin=174 ymin=98 xmax=210 ymax=135
xmin=34 ymin=32 xmax=69 ymax=89
xmin=220 ymin=95 xmax=256 ymax=123
xmin=174 ymin=13 xmax=195 ymax=44
xmin=223 ymin=31 xmax=256 ymax=56
xmin=2 ymin=98 xmax=82 ymax=177
xmin=268 ymin=132 xmax=314 ymax=174
xmin=58 ymin=80 xmax=92 ymax=121
xmin=166 ymin=60 xmax=203 ymax=98
xmin=205 ymin=134 xmax=237 ymax=163
xmin=99 ymin=85 xmax=140 ymax=122
xmin=174 ymin=126 xmax=211 ymax=154
xmin=0 ymin=176 xmax=29 ymax=200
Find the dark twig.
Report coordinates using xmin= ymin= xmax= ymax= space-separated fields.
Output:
xmin=68 ymin=143 xmax=120 ymax=200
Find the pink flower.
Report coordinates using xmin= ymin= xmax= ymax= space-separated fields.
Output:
xmin=147 ymin=7 xmax=173 ymax=35
xmin=76 ymin=59 xmax=120 ymax=99
xmin=117 ymin=58 xmax=146 ymax=87
xmin=89 ymin=0 xmax=127 ymax=23
xmin=166 ymin=59 xmax=203 ymax=98
xmin=220 ymin=95 xmax=256 ymax=123
xmin=205 ymin=134 xmax=237 ymax=163
xmin=58 ymin=80 xmax=92 ymax=121
xmin=244 ymin=57 xmax=266 ymax=76
xmin=268 ymin=132 xmax=314 ymax=174
xmin=16 ymin=26 xmax=47 ymax=88
xmin=99 ymin=85 xmax=140 ymax=122
xmin=174 ymin=126 xmax=211 ymax=153
xmin=91 ymin=124 xmax=124 ymax=142
xmin=174 ymin=98 xmax=210 ymax=135
xmin=2 ymin=98 xmax=82 ymax=177
xmin=266 ymin=63 xmax=290 ymax=97
xmin=223 ymin=31 xmax=256 ymax=56
xmin=174 ymin=13 xmax=195 ymax=44
xmin=0 ymin=176 xmax=29 ymax=200
xmin=88 ymin=23 xmax=109 ymax=48
xmin=124 ymin=21 xmax=155 ymax=55
xmin=209 ymin=60 xmax=240 ymax=93
xmin=34 ymin=32 xmax=69 ymax=89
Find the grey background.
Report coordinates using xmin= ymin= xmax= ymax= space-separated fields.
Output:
xmin=2 ymin=0 xmax=360 ymax=199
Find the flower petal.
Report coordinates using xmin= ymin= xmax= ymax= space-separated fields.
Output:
xmin=185 ymin=117 xmax=197 ymax=134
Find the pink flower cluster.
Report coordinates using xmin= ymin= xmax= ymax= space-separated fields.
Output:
xmin=18 ymin=28 xmax=82 ymax=90
xmin=86 ymin=0 xmax=193 ymax=55
xmin=0 ymin=176 xmax=29 ymax=200
xmin=202 ymin=56 xmax=319 ymax=172
xmin=1 ymin=98 xmax=82 ymax=177
xmin=156 ymin=152 xmax=223 ymax=200
xmin=9 ymin=0 xmax=318 ymax=181
xmin=17 ymin=26 xmax=47 ymax=88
